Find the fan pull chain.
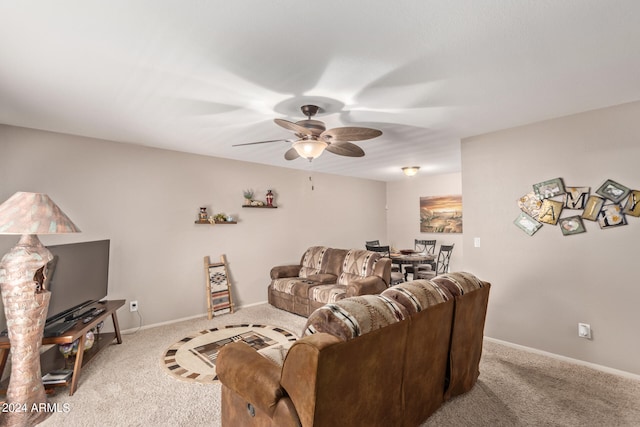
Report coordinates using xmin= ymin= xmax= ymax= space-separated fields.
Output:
xmin=309 ymin=175 xmax=314 ymax=191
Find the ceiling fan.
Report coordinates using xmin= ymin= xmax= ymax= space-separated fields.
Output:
xmin=232 ymin=105 xmax=382 ymax=161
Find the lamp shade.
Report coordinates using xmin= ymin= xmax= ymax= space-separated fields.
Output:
xmin=293 ymin=139 xmax=328 ymax=160
xmin=0 ymin=192 xmax=80 ymax=235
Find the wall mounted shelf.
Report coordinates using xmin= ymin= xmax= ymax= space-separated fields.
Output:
xmin=242 ymin=205 xmax=277 ymax=209
xmin=195 ymin=220 xmax=237 ymax=225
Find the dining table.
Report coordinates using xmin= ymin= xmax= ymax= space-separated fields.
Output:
xmin=390 ymin=251 xmax=436 ymax=281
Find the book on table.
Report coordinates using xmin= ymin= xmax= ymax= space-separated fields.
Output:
xmin=42 ymin=369 xmax=73 ymax=384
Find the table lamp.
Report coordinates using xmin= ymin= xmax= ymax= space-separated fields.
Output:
xmin=0 ymin=192 xmax=79 ymax=426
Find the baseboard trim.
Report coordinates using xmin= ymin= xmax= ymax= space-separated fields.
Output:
xmin=485 ymin=336 xmax=640 ymax=381
xmin=120 ymin=300 xmax=269 ymax=334
xmin=238 ymin=300 xmax=269 ymax=309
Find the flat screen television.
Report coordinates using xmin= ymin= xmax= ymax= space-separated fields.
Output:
xmin=0 ymin=239 xmax=110 ymax=332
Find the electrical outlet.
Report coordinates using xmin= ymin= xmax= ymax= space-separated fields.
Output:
xmin=578 ymin=322 xmax=591 ymax=339
xmin=130 ymin=300 xmax=138 ymax=312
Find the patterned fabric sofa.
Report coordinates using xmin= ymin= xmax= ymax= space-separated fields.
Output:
xmin=267 ymin=246 xmax=392 ymax=317
xmin=218 ymin=272 xmax=491 ymax=427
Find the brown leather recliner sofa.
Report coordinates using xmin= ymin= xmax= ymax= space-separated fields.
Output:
xmin=267 ymin=246 xmax=392 ymax=317
xmin=218 ymin=272 xmax=491 ymax=427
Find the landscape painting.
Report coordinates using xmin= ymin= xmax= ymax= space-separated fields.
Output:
xmin=420 ymin=195 xmax=463 ymax=233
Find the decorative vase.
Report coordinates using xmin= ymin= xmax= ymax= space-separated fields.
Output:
xmin=59 ymin=340 xmax=79 ymax=357
xmin=84 ymin=330 xmax=95 ymax=351
xmin=58 ymin=331 xmax=96 ymax=356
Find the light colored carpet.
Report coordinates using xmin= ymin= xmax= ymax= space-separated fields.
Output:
xmin=39 ymin=303 xmax=640 ymax=427
xmin=423 ymin=341 xmax=640 ymax=427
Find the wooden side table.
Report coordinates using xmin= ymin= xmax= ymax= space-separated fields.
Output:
xmin=0 ymin=299 xmax=125 ymax=396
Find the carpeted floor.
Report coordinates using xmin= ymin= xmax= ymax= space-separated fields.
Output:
xmin=39 ymin=303 xmax=640 ymax=427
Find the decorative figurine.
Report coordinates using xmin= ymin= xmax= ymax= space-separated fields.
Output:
xmin=266 ymin=190 xmax=274 ymax=206
xmin=199 ymin=207 xmax=208 ymax=221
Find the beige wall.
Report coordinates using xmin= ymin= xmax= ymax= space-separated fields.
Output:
xmin=461 ymin=101 xmax=640 ymax=375
xmin=0 ymin=125 xmax=387 ymax=330
xmin=385 ymin=173 xmax=463 ymax=272
xmin=3 ymin=98 xmax=640 ymax=376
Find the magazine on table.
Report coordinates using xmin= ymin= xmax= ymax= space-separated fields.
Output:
xmin=42 ymin=369 xmax=73 ymax=384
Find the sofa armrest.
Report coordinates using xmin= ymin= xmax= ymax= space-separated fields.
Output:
xmin=280 ymin=333 xmax=342 ymax=427
xmin=217 ymin=342 xmax=285 ymax=417
xmin=374 ymin=257 xmax=392 ymax=286
xmin=270 ymin=265 xmax=302 ymax=279
xmin=346 ymin=276 xmax=388 ymax=297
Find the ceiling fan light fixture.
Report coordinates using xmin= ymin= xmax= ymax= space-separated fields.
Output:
xmin=402 ymin=166 xmax=420 ymax=176
xmin=293 ymin=139 xmax=328 ymax=160
xmin=234 ymin=105 xmax=381 ymax=162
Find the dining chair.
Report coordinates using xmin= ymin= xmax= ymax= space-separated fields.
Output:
xmin=415 ymin=244 xmax=454 ymax=280
xmin=415 ymin=239 xmax=437 ymax=255
xmin=365 ymin=244 xmax=404 ymax=285
xmin=403 ymin=239 xmax=437 ymax=280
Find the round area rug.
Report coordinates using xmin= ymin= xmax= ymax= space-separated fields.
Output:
xmin=161 ymin=324 xmax=298 ymax=384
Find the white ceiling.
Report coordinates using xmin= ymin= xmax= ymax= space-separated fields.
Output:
xmin=2 ymin=1 xmax=640 ymax=182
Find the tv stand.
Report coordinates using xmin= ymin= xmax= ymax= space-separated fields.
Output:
xmin=0 ymin=299 xmax=125 ymax=396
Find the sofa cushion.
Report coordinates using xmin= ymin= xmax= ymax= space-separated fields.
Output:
xmin=337 ymin=249 xmax=382 ymax=286
xmin=299 ymin=246 xmax=329 ymax=278
xmin=303 ymin=294 xmax=408 ymax=341
xmin=323 ymin=248 xmax=349 ymax=275
xmin=310 ymin=284 xmax=347 ymax=304
xmin=272 ymin=278 xmax=322 ymax=298
xmin=381 ymin=279 xmax=451 ymax=315
xmin=304 ymin=273 xmax=338 ymax=284
xmin=431 ymin=272 xmax=485 ymax=296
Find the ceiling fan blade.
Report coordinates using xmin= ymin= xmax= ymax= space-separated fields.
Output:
xmin=274 ymin=118 xmax=313 ymax=136
xmin=321 ymin=127 xmax=382 ymax=142
xmin=232 ymin=139 xmax=292 ymax=147
xmin=284 ymin=147 xmax=300 ymax=160
xmin=326 ymin=142 xmax=365 ymax=157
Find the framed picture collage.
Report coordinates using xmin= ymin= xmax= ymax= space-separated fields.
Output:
xmin=514 ymin=178 xmax=639 ymax=237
